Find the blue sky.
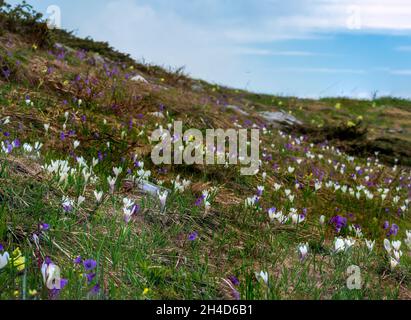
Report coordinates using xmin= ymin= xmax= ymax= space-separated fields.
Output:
xmin=8 ymin=0 xmax=411 ymax=98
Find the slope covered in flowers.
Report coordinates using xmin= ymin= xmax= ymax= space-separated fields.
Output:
xmin=0 ymin=2 xmax=411 ymax=300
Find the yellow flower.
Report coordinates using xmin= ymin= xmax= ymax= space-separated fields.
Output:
xmin=335 ymin=103 xmax=342 ymax=110
xmin=29 ymin=289 xmax=38 ymax=296
xmin=357 ymin=115 xmax=363 ymax=121
xmin=347 ymin=121 xmax=356 ymax=128
xmin=32 ymin=44 xmax=38 ymax=50
xmin=14 ymin=290 xmax=19 ymax=297
xmin=143 ymin=288 xmax=150 ymax=295
xmin=11 ymin=248 xmax=26 ymax=271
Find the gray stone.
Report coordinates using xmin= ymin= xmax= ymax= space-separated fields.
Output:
xmin=225 ymin=105 xmax=249 ymax=116
xmin=259 ymin=111 xmax=302 ymax=126
xmin=131 ymin=74 xmax=149 ymax=83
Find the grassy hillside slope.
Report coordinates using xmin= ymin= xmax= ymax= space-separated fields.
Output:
xmin=0 ymin=2 xmax=410 ymax=300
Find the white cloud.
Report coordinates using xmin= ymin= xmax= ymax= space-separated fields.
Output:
xmin=52 ymin=0 xmax=411 ymax=98
xmin=395 ymin=46 xmax=411 ymax=52
xmin=279 ymin=68 xmax=366 ymax=75
xmin=71 ymin=0 xmax=245 ymax=85
xmin=389 ymin=69 xmax=411 ymax=76
xmin=234 ymin=48 xmax=320 ymax=56
xmin=222 ymin=0 xmax=411 ymax=43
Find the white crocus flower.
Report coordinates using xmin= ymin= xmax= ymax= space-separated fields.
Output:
xmin=41 ymin=261 xmax=61 ymax=290
xmin=268 ymin=208 xmax=277 ymax=221
xmin=334 ymin=238 xmax=346 ymax=253
xmin=344 ymin=238 xmax=356 ymax=250
xmin=123 ymin=207 xmax=134 ymax=223
xmin=393 ymin=250 xmax=403 ymax=262
xmin=123 ymin=197 xmax=134 ymax=209
xmin=94 ymin=190 xmax=103 ymax=203
xmin=390 ymin=257 xmax=399 ymax=270
xmin=384 ymin=239 xmax=392 ymax=254
xmin=157 ymin=191 xmax=168 ymax=211
xmin=73 ymin=140 xmax=80 ymax=149
xmin=137 ymin=169 xmax=151 ymax=180
xmin=92 ymin=158 xmax=99 ymax=167
xmin=107 ymin=176 xmax=117 ymax=193
xmin=122 ymin=197 xmax=137 ymax=223
xmin=77 ymin=196 xmax=86 ymax=206
xmin=365 ymin=240 xmax=375 ymax=252
xmin=319 ymin=215 xmax=326 ymax=225
xmin=0 ymin=251 xmax=10 ymax=269
xmin=392 ymin=240 xmax=402 ymax=252
xmin=245 ymin=196 xmax=258 ymax=208
xmin=44 ymin=123 xmax=50 ymax=133
xmin=257 ymin=271 xmax=269 ymax=284
xmin=113 ymin=167 xmax=123 ymax=177
xmin=405 ymin=231 xmax=411 ymax=250
xmin=298 ymin=243 xmax=309 ymax=261
xmin=290 ymin=213 xmax=305 ymax=224
xmin=82 ymin=169 xmax=91 ymax=184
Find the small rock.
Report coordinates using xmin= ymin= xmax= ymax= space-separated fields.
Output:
xmin=225 ymin=105 xmax=249 ymax=116
xmin=138 ymin=180 xmax=170 ymax=197
xmin=92 ymin=53 xmax=106 ymax=65
xmin=259 ymin=111 xmax=302 ymax=126
xmin=131 ymin=74 xmax=149 ymax=83
xmin=191 ymin=83 xmax=204 ymax=92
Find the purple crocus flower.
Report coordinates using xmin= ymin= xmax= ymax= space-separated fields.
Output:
xmin=50 ymin=279 xmax=68 ymax=299
xmin=387 ymin=223 xmax=399 ymax=237
xmin=83 ymin=259 xmax=97 ymax=271
xmin=73 ymin=256 xmax=82 ymax=264
xmin=0 ymin=244 xmax=4 ymax=252
xmin=228 ymin=275 xmax=240 ymax=286
xmin=40 ymin=223 xmax=50 ymax=231
xmin=90 ymin=284 xmax=100 ymax=295
xmin=330 ymin=215 xmax=347 ymax=233
xmin=62 ymin=203 xmax=73 ymax=213
xmin=1 ymin=68 xmax=11 ymax=79
xmin=131 ymin=204 xmax=140 ymax=215
xmin=188 ymin=232 xmax=198 ymax=241
xmin=195 ymin=195 xmax=206 ymax=207
xmin=44 ymin=256 xmax=53 ymax=265
xmin=86 ymin=273 xmax=96 ymax=284
xmin=13 ymin=138 xmax=20 ymax=148
xmin=60 ymin=278 xmax=68 ymax=289
xmin=302 ymin=208 xmax=308 ymax=218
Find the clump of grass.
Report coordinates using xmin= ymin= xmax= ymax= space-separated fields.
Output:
xmin=0 ymin=1 xmax=52 ymax=47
